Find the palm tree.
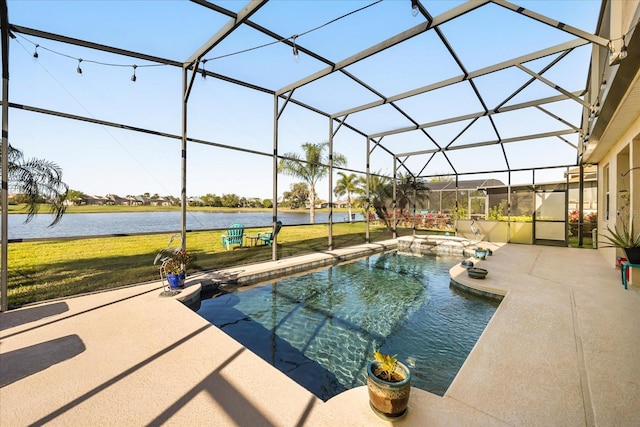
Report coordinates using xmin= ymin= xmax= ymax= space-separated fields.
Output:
xmin=395 ymin=172 xmax=430 ymax=213
xmin=278 ymin=142 xmax=346 ymax=224
xmin=334 ymin=172 xmax=360 ymax=222
xmin=4 ymin=144 xmax=68 ymax=225
xmin=360 ymin=171 xmax=429 ymax=231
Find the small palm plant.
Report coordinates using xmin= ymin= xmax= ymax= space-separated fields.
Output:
xmin=373 ymin=350 xmax=398 ymax=381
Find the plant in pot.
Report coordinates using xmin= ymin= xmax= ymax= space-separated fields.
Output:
xmin=600 ymin=221 xmax=640 ymax=264
xmin=162 ymin=248 xmax=193 ymax=289
xmin=475 ymin=246 xmax=488 ymax=260
xmin=154 ymin=235 xmax=194 ymax=291
xmin=367 ymin=350 xmax=411 ymax=420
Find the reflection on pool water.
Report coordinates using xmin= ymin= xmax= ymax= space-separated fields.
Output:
xmin=197 ymin=251 xmax=498 ymax=401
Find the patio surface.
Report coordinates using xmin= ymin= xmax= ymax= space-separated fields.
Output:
xmin=1 ymin=242 xmax=639 ymax=426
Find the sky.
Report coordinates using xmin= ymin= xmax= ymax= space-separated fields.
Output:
xmin=3 ymin=0 xmax=602 ymax=201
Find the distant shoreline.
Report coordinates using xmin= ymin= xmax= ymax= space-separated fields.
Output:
xmin=6 ymin=204 xmax=351 ymax=215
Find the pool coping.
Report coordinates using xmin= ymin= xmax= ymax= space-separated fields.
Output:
xmin=1 ymin=241 xmax=639 ymax=426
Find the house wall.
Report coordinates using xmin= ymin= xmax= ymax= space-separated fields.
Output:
xmin=597 ymin=115 xmax=640 ymax=285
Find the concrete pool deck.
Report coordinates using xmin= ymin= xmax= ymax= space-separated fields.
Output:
xmin=1 ymin=242 xmax=639 ymax=426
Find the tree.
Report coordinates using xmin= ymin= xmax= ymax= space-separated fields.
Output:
xmin=282 ymin=182 xmax=309 ymax=209
xmin=3 ymin=144 xmax=68 ymax=225
xmin=12 ymin=193 xmax=45 ymax=204
xmin=262 ymin=199 xmax=273 ymax=209
xmin=201 ymin=193 xmax=222 ymax=207
xmin=334 ymin=172 xmax=360 ymax=222
xmin=67 ymin=189 xmax=87 ymax=205
xmin=221 ymin=193 xmax=240 ymax=208
xmin=278 ymin=141 xmax=347 ymax=224
xmin=363 ymin=171 xmax=430 ymax=232
xmin=429 ymin=175 xmax=454 ymax=182
xmin=359 ymin=172 xmax=391 ymax=225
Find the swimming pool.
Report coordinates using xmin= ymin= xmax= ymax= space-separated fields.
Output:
xmin=197 ymin=251 xmax=498 ymax=401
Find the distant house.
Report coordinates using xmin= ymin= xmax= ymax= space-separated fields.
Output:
xmin=92 ymin=195 xmax=110 ymax=205
xmin=64 ymin=194 xmax=109 ymax=206
xmin=151 ymin=196 xmax=178 ymax=206
xmin=188 ymin=197 xmax=203 ymax=206
xmin=306 ymin=200 xmax=327 ymax=209
xmin=106 ymin=194 xmax=130 ymax=206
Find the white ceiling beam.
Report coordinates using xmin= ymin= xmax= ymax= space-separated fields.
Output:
xmin=185 ymin=0 xmax=268 ymax=65
xmin=334 ymin=38 xmax=587 ymax=118
xmin=515 ymin=64 xmax=591 ymax=109
xmin=395 ymin=129 xmax=576 ymax=157
xmin=368 ymin=92 xmax=581 ymax=138
xmin=276 ymin=0 xmax=490 ymax=96
xmin=491 ymin=0 xmax=610 ymax=48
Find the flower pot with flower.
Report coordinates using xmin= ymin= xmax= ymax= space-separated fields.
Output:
xmin=154 ymin=236 xmax=194 ymax=291
xmin=163 ymin=251 xmax=191 ymax=289
xmin=367 ymin=350 xmax=411 ymax=420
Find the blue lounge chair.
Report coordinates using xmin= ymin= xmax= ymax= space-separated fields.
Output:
xmin=221 ymin=223 xmax=245 ymax=251
xmin=257 ymin=221 xmax=282 ymax=246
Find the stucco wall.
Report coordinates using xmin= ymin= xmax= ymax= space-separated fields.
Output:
xmin=597 ymin=114 xmax=640 ymax=278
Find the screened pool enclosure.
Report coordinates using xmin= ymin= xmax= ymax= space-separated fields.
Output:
xmin=3 ymin=0 xmax=626 ymax=308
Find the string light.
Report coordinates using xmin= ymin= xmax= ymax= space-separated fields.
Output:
xmin=14 ymin=0 xmax=384 ymax=79
xmin=411 ymin=0 xmax=419 ymax=17
xmin=619 ymin=35 xmax=628 ymax=60
xmin=131 ymin=64 xmax=137 ymax=82
xmin=201 ymin=59 xmax=207 ymax=80
xmin=200 ymin=1 xmax=382 ymax=63
xmin=292 ymin=35 xmax=299 ymax=63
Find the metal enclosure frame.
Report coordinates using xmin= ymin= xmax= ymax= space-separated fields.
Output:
xmin=0 ymin=0 xmax=625 ymax=311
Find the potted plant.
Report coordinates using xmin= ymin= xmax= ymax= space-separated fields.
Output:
xmin=475 ymin=246 xmax=488 ymax=260
xmin=467 ymin=267 xmax=489 ymax=279
xmin=154 ymin=236 xmax=194 ymax=290
xmin=600 ymin=221 xmax=640 ymax=264
xmin=367 ymin=350 xmax=411 ymax=420
xmin=162 ymin=248 xmax=193 ymax=289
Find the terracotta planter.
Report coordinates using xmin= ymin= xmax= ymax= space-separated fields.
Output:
xmin=367 ymin=360 xmax=411 ymax=420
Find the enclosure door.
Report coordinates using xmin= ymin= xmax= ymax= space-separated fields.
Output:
xmin=533 ymin=190 xmax=567 ymax=246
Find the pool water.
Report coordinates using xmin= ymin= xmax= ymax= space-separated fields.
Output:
xmin=197 ymin=251 xmax=498 ymax=401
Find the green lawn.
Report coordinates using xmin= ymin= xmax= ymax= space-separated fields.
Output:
xmin=7 ymin=222 xmax=401 ymax=308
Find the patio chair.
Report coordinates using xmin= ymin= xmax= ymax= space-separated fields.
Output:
xmin=221 ymin=223 xmax=245 ymax=251
xmin=257 ymin=221 xmax=282 ymax=246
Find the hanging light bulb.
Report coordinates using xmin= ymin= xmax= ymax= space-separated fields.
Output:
xmin=608 ymin=41 xmax=614 ymax=58
xmin=33 ymin=44 xmax=39 ymax=59
xmin=76 ymin=59 xmax=83 ymax=74
xmin=201 ymin=59 xmax=207 ymax=80
xmin=292 ymin=35 xmax=300 ymax=63
xmin=131 ymin=65 xmax=137 ymax=82
xmin=411 ymin=0 xmax=419 ymax=17
xmin=619 ymin=36 xmax=628 ymax=60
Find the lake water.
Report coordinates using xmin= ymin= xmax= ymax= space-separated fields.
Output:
xmin=6 ymin=211 xmax=363 ymax=240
